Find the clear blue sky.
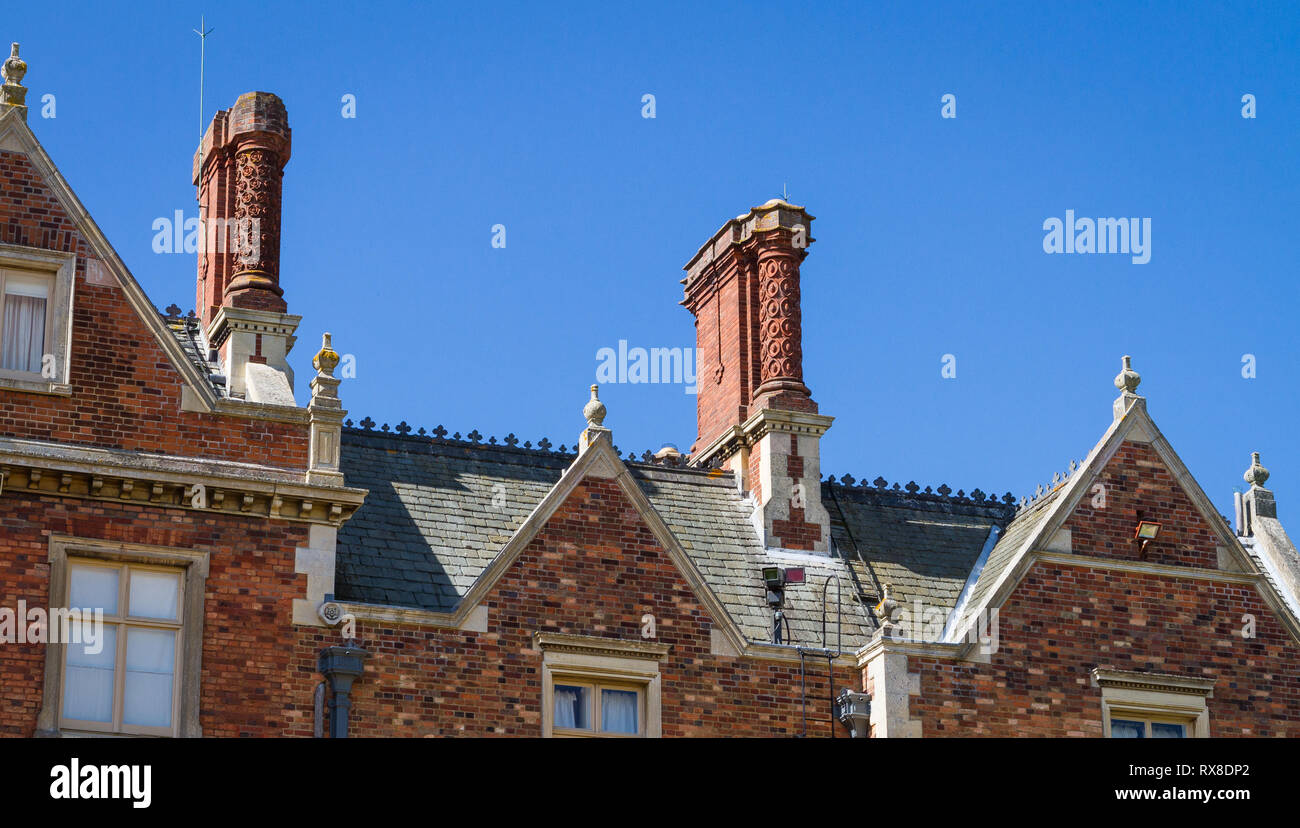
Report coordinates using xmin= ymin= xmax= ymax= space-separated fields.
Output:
xmin=9 ymin=1 xmax=1298 ymax=519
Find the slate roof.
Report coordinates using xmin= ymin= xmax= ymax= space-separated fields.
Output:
xmin=335 ymin=428 xmax=1017 ymax=650
xmin=824 ymin=481 xmax=1016 ymax=615
xmin=956 ymin=486 xmax=1065 ymax=628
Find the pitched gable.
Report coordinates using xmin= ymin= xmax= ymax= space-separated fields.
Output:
xmin=1065 ymin=440 xmax=1226 ymax=570
xmin=0 ymin=108 xmax=311 ymax=470
xmin=951 ymin=391 xmax=1300 ymax=646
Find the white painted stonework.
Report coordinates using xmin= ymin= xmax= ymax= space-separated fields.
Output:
xmin=293 ymin=524 xmax=338 ymax=627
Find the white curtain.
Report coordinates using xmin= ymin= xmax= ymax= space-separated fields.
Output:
xmin=63 ymin=626 xmax=116 ymax=722
xmin=123 ymin=628 xmax=175 ymax=728
xmin=1 ymin=293 xmax=46 ymax=373
xmin=129 ymin=570 xmax=180 ymax=620
xmin=69 ymin=564 xmax=120 ymax=616
xmin=554 ymin=685 xmax=587 ymax=729
xmin=601 ymin=689 xmax=638 ymax=734
xmin=1110 ymin=719 xmax=1145 ymax=738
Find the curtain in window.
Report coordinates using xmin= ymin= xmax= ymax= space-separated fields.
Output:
xmin=1151 ymin=722 xmax=1185 ymax=738
xmin=123 ymin=628 xmax=175 ymax=728
xmin=601 ymin=689 xmax=638 ymax=734
xmin=1110 ymin=719 xmax=1145 ymax=738
xmin=554 ymin=685 xmax=587 ymax=729
xmin=63 ymin=626 xmax=117 ymax=723
xmin=1 ymin=293 xmax=46 ymax=373
xmin=129 ymin=570 xmax=180 ymax=620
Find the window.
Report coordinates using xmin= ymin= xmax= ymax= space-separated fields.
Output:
xmin=0 ymin=270 xmax=51 ymax=374
xmin=552 ymin=679 xmax=645 ymax=737
xmin=36 ymin=537 xmax=208 ymax=738
xmin=1092 ymin=667 xmax=1214 ymax=739
xmin=1109 ymin=717 xmax=1188 ymax=739
xmin=61 ymin=560 xmax=183 ymax=736
xmin=0 ymin=245 xmax=75 ymax=394
xmin=535 ymin=631 xmax=669 ymax=738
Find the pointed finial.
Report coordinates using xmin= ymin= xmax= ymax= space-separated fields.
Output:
xmin=1 ymin=43 xmax=28 ymax=113
xmin=1113 ymin=355 xmax=1141 ymax=394
xmin=583 ymin=383 xmax=606 ymax=427
xmin=1244 ymin=452 xmax=1270 ymax=488
xmin=313 ymin=332 xmax=340 ymax=377
xmin=2 ymin=43 xmax=25 ymax=85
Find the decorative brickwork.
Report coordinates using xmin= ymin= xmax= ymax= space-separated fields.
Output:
xmin=194 ymin=92 xmax=292 ymax=325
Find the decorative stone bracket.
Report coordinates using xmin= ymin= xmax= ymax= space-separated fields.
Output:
xmin=0 ymin=461 xmax=363 ymax=526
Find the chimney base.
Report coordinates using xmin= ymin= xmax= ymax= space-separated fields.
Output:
xmin=209 ymin=306 xmax=301 ymax=402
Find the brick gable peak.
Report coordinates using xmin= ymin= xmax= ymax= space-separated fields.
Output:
xmin=948 ymin=355 xmax=1300 ymax=645
xmin=0 ymin=106 xmax=248 ymax=417
xmin=435 ymin=403 xmax=754 ymax=654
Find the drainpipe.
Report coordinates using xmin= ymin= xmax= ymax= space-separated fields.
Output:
xmin=317 ymin=642 xmax=369 ymax=738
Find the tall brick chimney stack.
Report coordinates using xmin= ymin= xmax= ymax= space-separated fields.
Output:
xmin=194 ymin=92 xmax=301 ymax=404
xmin=682 ymin=199 xmax=834 ymax=552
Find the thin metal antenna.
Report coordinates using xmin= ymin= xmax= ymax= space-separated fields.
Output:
xmin=193 ymin=16 xmax=214 ymax=167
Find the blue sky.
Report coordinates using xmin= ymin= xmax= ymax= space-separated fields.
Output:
xmin=9 ymin=1 xmax=1298 ymax=518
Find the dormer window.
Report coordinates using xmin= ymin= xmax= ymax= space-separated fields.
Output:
xmin=0 ymin=245 xmax=75 ymax=395
xmin=0 ymin=270 xmax=52 ymax=375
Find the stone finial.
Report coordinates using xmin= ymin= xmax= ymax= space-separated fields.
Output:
xmin=583 ymin=384 xmax=606 ymax=427
xmin=2 ymin=43 xmax=26 ymax=86
xmin=578 ymin=385 xmax=612 ymax=458
xmin=1112 ymin=355 xmax=1144 ymax=421
xmin=1 ymin=43 xmax=28 ymax=113
xmin=1244 ymin=452 xmax=1270 ymax=488
xmin=1113 ymin=355 xmax=1141 ymax=394
xmin=313 ymin=332 xmax=340 ymax=377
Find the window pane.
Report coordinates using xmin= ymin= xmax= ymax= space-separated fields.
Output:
xmin=601 ymin=689 xmax=639 ymax=734
xmin=1152 ymin=722 xmax=1186 ymax=738
xmin=123 ymin=628 xmax=175 ymax=728
xmin=63 ymin=626 xmax=116 ymax=722
xmin=554 ymin=684 xmax=590 ymax=729
xmin=128 ymin=570 xmax=180 ymax=620
xmin=69 ymin=565 xmax=119 ymax=616
xmin=1111 ymin=719 xmax=1145 ymax=738
xmin=1 ymin=291 xmax=47 ymax=374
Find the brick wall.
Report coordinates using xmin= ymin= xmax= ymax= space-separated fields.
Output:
xmin=910 ymin=563 xmax=1300 ymax=736
xmin=688 ymin=262 xmax=757 ymax=454
xmin=299 ymin=477 xmax=858 ymax=737
xmin=905 ymin=440 xmax=1300 ymax=736
xmin=1065 ymin=441 xmax=1221 ymax=569
xmin=0 ymin=489 xmax=314 ymax=737
xmin=0 ymin=150 xmax=310 ymax=470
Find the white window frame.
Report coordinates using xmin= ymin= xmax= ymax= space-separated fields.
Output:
xmin=0 ymin=244 xmax=75 ymax=395
xmin=1092 ymin=667 xmax=1214 ymax=738
xmin=535 ymin=632 xmax=669 ymax=738
xmin=36 ymin=536 xmax=208 ymax=738
xmin=58 ymin=558 xmax=184 ymax=737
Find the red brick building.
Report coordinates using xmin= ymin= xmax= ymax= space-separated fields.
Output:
xmin=1 ymin=58 xmax=1297 ymax=738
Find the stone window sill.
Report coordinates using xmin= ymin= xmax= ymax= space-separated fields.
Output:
xmin=0 ymin=376 xmax=72 ymax=396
